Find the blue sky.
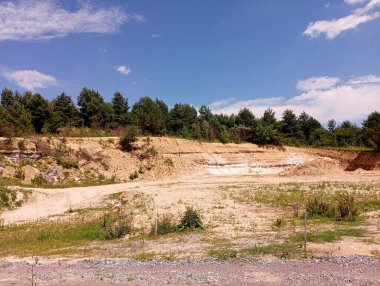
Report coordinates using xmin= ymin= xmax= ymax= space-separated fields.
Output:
xmin=0 ymin=0 xmax=379 ymax=123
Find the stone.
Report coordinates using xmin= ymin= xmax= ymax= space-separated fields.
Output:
xmin=22 ymin=165 xmax=40 ymax=183
xmin=2 ymin=166 xmax=16 ymax=178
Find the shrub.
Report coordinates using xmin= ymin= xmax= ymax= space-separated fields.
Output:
xmin=306 ymin=197 xmax=334 ymax=218
xmin=337 ymin=192 xmax=359 ymax=220
xmin=150 ymin=214 xmax=177 ymax=235
xmin=105 ymin=212 xmax=133 ymax=239
xmin=120 ymin=127 xmax=138 ymax=151
xmin=129 ymin=171 xmax=139 ymax=180
xmin=179 ymin=206 xmax=203 ymax=230
xmin=56 ymin=156 xmax=79 ymax=169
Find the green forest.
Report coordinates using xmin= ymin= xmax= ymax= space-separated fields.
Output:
xmin=0 ymin=87 xmax=379 ymax=150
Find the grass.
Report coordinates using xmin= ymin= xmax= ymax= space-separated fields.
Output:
xmin=0 ymin=187 xmax=30 ymax=210
xmin=291 ymin=228 xmax=365 ymax=243
xmin=226 ymin=182 xmax=380 ymax=214
xmin=133 ymin=252 xmax=156 ymax=261
xmin=208 ymin=248 xmax=237 ymax=260
xmin=0 ymin=216 xmax=112 ymax=257
xmin=0 ymin=177 xmax=117 ymax=189
xmin=242 ymin=242 xmax=299 ymax=258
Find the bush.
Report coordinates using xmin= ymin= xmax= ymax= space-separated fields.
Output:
xmin=306 ymin=197 xmax=334 ymax=218
xmin=337 ymin=192 xmax=359 ymax=220
xmin=105 ymin=212 xmax=133 ymax=239
xmin=179 ymin=206 xmax=203 ymax=230
xmin=56 ymin=155 xmax=79 ymax=169
xmin=150 ymin=214 xmax=177 ymax=235
xmin=129 ymin=171 xmax=139 ymax=180
xmin=120 ymin=127 xmax=138 ymax=151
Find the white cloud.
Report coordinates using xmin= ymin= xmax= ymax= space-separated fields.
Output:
xmin=116 ymin=65 xmax=131 ymax=75
xmin=296 ymin=76 xmax=340 ymax=92
xmin=345 ymin=0 xmax=368 ymax=5
xmin=210 ymin=75 xmax=380 ymax=123
xmin=305 ymin=0 xmax=380 ymax=39
xmin=0 ymin=1 xmax=145 ymax=41
xmin=347 ymin=75 xmax=380 ymax=84
xmin=1 ymin=69 xmax=59 ymax=90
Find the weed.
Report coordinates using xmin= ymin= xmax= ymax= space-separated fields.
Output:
xmin=337 ymin=192 xmax=359 ymax=221
xmin=243 ymin=243 xmax=298 ymax=258
xmin=164 ymin=158 xmax=174 ymax=167
xmin=150 ymin=214 xmax=177 ymax=235
xmin=208 ymin=248 xmax=237 ymax=260
xmin=179 ymin=206 xmax=203 ymax=230
xmin=133 ymin=252 xmax=156 ymax=261
xmin=129 ymin=171 xmax=139 ymax=181
xmin=291 ymin=228 xmax=365 ymax=243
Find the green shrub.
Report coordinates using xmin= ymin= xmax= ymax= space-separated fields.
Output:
xmin=306 ymin=197 xmax=334 ymax=218
xmin=150 ymin=214 xmax=177 ymax=235
xmin=105 ymin=212 xmax=133 ymax=239
xmin=56 ymin=156 xmax=79 ymax=169
xmin=120 ymin=127 xmax=138 ymax=151
xmin=179 ymin=206 xmax=203 ymax=230
xmin=129 ymin=171 xmax=139 ymax=180
xmin=337 ymin=192 xmax=359 ymax=220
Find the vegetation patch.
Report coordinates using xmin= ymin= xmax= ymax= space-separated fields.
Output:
xmin=291 ymin=228 xmax=365 ymax=243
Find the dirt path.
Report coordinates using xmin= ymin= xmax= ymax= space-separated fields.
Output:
xmin=1 ymin=257 xmax=379 ymax=285
xmin=3 ymin=173 xmax=380 ymax=225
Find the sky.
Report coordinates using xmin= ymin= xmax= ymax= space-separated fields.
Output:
xmin=0 ymin=0 xmax=379 ymax=124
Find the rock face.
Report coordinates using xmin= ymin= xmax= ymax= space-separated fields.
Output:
xmin=22 ymin=165 xmax=40 ymax=183
xmin=44 ymin=166 xmax=60 ymax=184
xmin=2 ymin=166 xmax=16 ymax=178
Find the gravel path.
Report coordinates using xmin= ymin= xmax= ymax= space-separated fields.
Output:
xmin=1 ymin=256 xmax=379 ymax=285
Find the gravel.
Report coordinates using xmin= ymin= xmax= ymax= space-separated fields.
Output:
xmin=1 ymin=256 xmax=379 ymax=285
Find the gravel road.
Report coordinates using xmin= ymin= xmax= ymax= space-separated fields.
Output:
xmin=1 ymin=256 xmax=379 ymax=285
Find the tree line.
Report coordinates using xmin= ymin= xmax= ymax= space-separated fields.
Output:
xmin=0 ymin=87 xmax=379 ymax=150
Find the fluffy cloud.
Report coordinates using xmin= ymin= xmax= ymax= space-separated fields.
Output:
xmin=210 ymin=75 xmax=380 ymax=123
xmin=305 ymin=0 xmax=380 ymax=39
xmin=1 ymin=69 xmax=59 ymax=90
xmin=0 ymin=1 xmax=144 ymax=41
xmin=116 ymin=65 xmax=131 ymax=75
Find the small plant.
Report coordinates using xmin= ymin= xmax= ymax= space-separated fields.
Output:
xmin=150 ymin=214 xmax=177 ymax=235
xmin=164 ymin=158 xmax=174 ymax=167
xmin=120 ymin=127 xmax=138 ymax=152
xmin=146 ymin=146 xmax=158 ymax=157
xmin=209 ymin=248 xmax=237 ymax=260
xmin=27 ymin=256 xmax=39 ymax=286
xmin=129 ymin=171 xmax=139 ymax=180
xmin=306 ymin=197 xmax=333 ymax=218
xmin=179 ymin=206 xmax=203 ymax=230
xmin=56 ymin=155 xmax=79 ymax=169
xmin=105 ymin=211 xmax=133 ymax=239
xmin=274 ymin=218 xmax=284 ymax=228
xmin=31 ymin=174 xmax=45 ymax=186
xmin=337 ymin=192 xmax=359 ymax=220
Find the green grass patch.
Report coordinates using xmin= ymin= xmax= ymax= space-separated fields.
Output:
xmin=0 ymin=217 xmax=112 ymax=257
xmin=242 ymin=243 xmax=299 ymax=258
xmin=133 ymin=252 xmax=156 ymax=261
xmin=208 ymin=248 xmax=237 ymax=260
xmin=291 ymin=228 xmax=365 ymax=243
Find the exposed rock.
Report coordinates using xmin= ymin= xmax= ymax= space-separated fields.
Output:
xmin=2 ymin=166 xmax=16 ymax=178
xmin=44 ymin=166 xmax=60 ymax=184
xmin=22 ymin=165 xmax=40 ymax=183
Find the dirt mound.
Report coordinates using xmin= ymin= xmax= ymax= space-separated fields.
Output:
xmin=280 ymin=158 xmax=344 ymax=176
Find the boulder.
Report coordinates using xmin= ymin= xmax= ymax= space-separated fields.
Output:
xmin=2 ymin=166 xmax=16 ymax=178
xmin=22 ymin=165 xmax=40 ymax=183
